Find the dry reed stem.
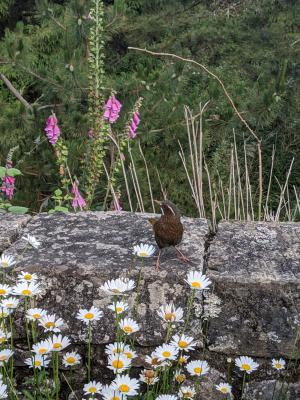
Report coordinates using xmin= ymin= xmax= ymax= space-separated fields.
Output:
xmin=138 ymin=140 xmax=155 ymax=213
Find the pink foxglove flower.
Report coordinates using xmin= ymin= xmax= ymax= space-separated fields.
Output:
xmin=128 ymin=111 xmax=140 ymax=139
xmin=44 ymin=115 xmax=61 ymax=145
xmin=71 ymin=181 xmax=86 ymax=210
xmin=1 ymin=161 xmax=15 ymax=200
xmin=103 ymin=95 xmax=122 ymax=124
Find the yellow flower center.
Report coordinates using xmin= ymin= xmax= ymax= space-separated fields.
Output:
xmin=124 ymin=352 xmax=132 ymax=359
xmin=0 ymin=338 xmax=6 ymax=344
xmin=84 ymin=313 xmax=94 ymax=320
xmin=112 ymin=288 xmax=120 ymax=293
xmin=24 ymin=274 xmax=32 ymax=280
xmin=119 ymin=384 xmax=130 ymax=393
xmin=66 ymin=356 xmax=76 ymax=364
xmin=45 ymin=321 xmax=55 ymax=328
xmin=162 ymin=351 xmax=171 ymax=358
xmin=139 ymin=251 xmax=148 ymax=257
xmin=112 ymin=359 xmax=124 ymax=369
xmin=53 ymin=343 xmax=62 ymax=349
xmin=38 ymin=348 xmax=47 ymax=355
xmin=123 ymin=326 xmax=133 ymax=334
xmin=220 ymin=388 xmax=229 ymax=393
xmin=175 ymin=374 xmax=186 ymax=383
xmin=6 ymin=303 xmax=14 ymax=308
xmin=0 ymin=355 xmax=7 ymax=361
xmin=179 ymin=357 xmax=186 ymax=365
xmin=164 ymin=312 xmax=175 ymax=321
xmin=2 ymin=262 xmax=8 ymax=268
xmin=194 ymin=367 xmax=202 ymax=374
xmin=241 ymin=363 xmax=251 ymax=371
xmin=88 ymin=387 xmax=97 ymax=393
xmin=34 ymin=360 xmax=42 ymax=367
xmin=178 ymin=340 xmax=188 ymax=348
xmin=112 ymin=397 xmax=120 ymax=400
xmin=116 ymin=307 xmax=123 ymax=313
xmin=0 ymin=289 xmax=6 ymax=295
xmin=32 ymin=313 xmax=41 ymax=319
xmin=191 ymin=281 xmax=202 ymax=288
xmin=183 ymin=393 xmax=193 ymax=398
xmin=275 ymin=363 xmax=282 ymax=369
xmin=21 ymin=289 xmax=32 ymax=296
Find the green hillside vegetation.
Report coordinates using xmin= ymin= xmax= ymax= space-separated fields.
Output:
xmin=0 ymin=0 xmax=299 ymax=219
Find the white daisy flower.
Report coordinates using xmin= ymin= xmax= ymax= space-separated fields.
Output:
xmin=26 ymin=308 xmax=47 ymax=322
xmin=272 ymin=358 xmax=286 ymax=370
xmin=185 ymin=271 xmax=211 ymax=290
xmin=100 ymin=278 xmax=135 ymax=296
xmin=39 ymin=314 xmax=64 ymax=332
xmin=0 ymin=329 xmax=11 ymax=345
xmin=0 ymin=255 xmax=15 ymax=269
xmin=107 ymin=353 xmax=131 ymax=374
xmin=76 ymin=306 xmax=103 ymax=324
xmin=174 ymin=370 xmax=186 ymax=384
xmin=0 ymin=308 xmax=12 ymax=318
xmin=101 ymin=384 xmax=125 ymax=400
xmin=13 ymin=282 xmax=40 ymax=297
xmin=154 ymin=344 xmax=179 ymax=362
xmin=139 ymin=369 xmax=159 ymax=385
xmin=178 ymin=355 xmax=189 ymax=366
xmin=133 ymin=243 xmax=156 ymax=257
xmin=107 ymin=301 xmax=128 ymax=314
xmin=83 ymin=381 xmax=102 ymax=395
xmin=47 ymin=334 xmax=71 ymax=352
xmin=0 ymin=285 xmax=12 ymax=298
xmin=24 ymin=354 xmax=50 ymax=369
xmin=186 ymin=360 xmax=210 ymax=376
xmin=157 ymin=303 xmax=184 ymax=323
xmin=145 ymin=353 xmax=164 ymax=369
xmin=17 ymin=271 xmax=38 ymax=283
xmin=179 ymin=385 xmax=196 ymax=399
xmin=122 ymin=346 xmax=137 ymax=360
xmin=0 ymin=382 xmax=7 ymax=398
xmin=113 ymin=375 xmax=140 ymax=396
xmin=235 ymin=356 xmax=259 ymax=374
xmin=0 ymin=349 xmax=13 ymax=365
xmin=156 ymin=395 xmax=178 ymax=400
xmin=105 ymin=342 xmax=127 ymax=356
xmin=62 ymin=352 xmax=81 ymax=367
xmin=215 ymin=382 xmax=232 ymax=394
xmin=119 ymin=318 xmax=140 ymax=335
xmin=22 ymin=234 xmax=41 ymax=249
xmin=171 ymin=334 xmax=197 ymax=352
xmin=0 ymin=297 xmax=19 ymax=310
xmin=32 ymin=340 xmax=51 ymax=356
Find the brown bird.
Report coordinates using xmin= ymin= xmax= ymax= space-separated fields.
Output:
xmin=149 ymin=199 xmax=189 ymax=269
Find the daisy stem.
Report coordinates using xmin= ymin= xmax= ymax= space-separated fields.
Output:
xmin=87 ymin=322 xmax=92 ymax=381
xmin=8 ymin=314 xmax=13 ymax=381
xmin=3 ymin=363 xmax=19 ymax=400
xmin=24 ymin=298 xmax=31 ymax=350
xmin=165 ymin=322 xmax=173 ymax=342
xmin=133 ymin=258 xmax=144 ymax=317
xmin=181 ymin=289 xmax=195 ymax=335
xmin=240 ymin=372 xmax=247 ymax=400
xmin=55 ymin=352 xmax=59 ymax=400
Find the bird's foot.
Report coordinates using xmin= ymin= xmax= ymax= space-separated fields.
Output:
xmin=176 ymin=253 xmax=190 ymax=263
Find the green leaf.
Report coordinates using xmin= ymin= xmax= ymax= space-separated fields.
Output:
xmin=54 ymin=189 xmax=63 ymax=196
xmin=8 ymin=206 xmax=29 ymax=214
xmin=6 ymin=168 xmax=22 ymax=177
xmin=54 ymin=206 xmax=69 ymax=213
xmin=0 ymin=167 xmax=6 ymax=178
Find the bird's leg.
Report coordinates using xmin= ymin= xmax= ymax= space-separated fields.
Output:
xmin=175 ymin=246 xmax=190 ymax=263
xmin=156 ymin=249 xmax=162 ymax=270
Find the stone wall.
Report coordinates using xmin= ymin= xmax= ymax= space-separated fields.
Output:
xmin=0 ymin=212 xmax=299 ymax=399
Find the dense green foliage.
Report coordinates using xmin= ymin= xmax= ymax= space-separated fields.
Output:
xmin=0 ymin=0 xmax=299 ymax=217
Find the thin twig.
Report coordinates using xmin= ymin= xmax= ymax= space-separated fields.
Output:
xmin=0 ymin=73 xmax=32 ymax=110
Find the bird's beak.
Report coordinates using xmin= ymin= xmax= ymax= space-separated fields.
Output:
xmin=154 ymin=200 xmax=162 ymax=206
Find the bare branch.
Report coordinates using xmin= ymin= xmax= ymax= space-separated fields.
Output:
xmin=0 ymin=73 xmax=32 ymax=111
xmin=128 ymin=47 xmax=261 ymax=143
